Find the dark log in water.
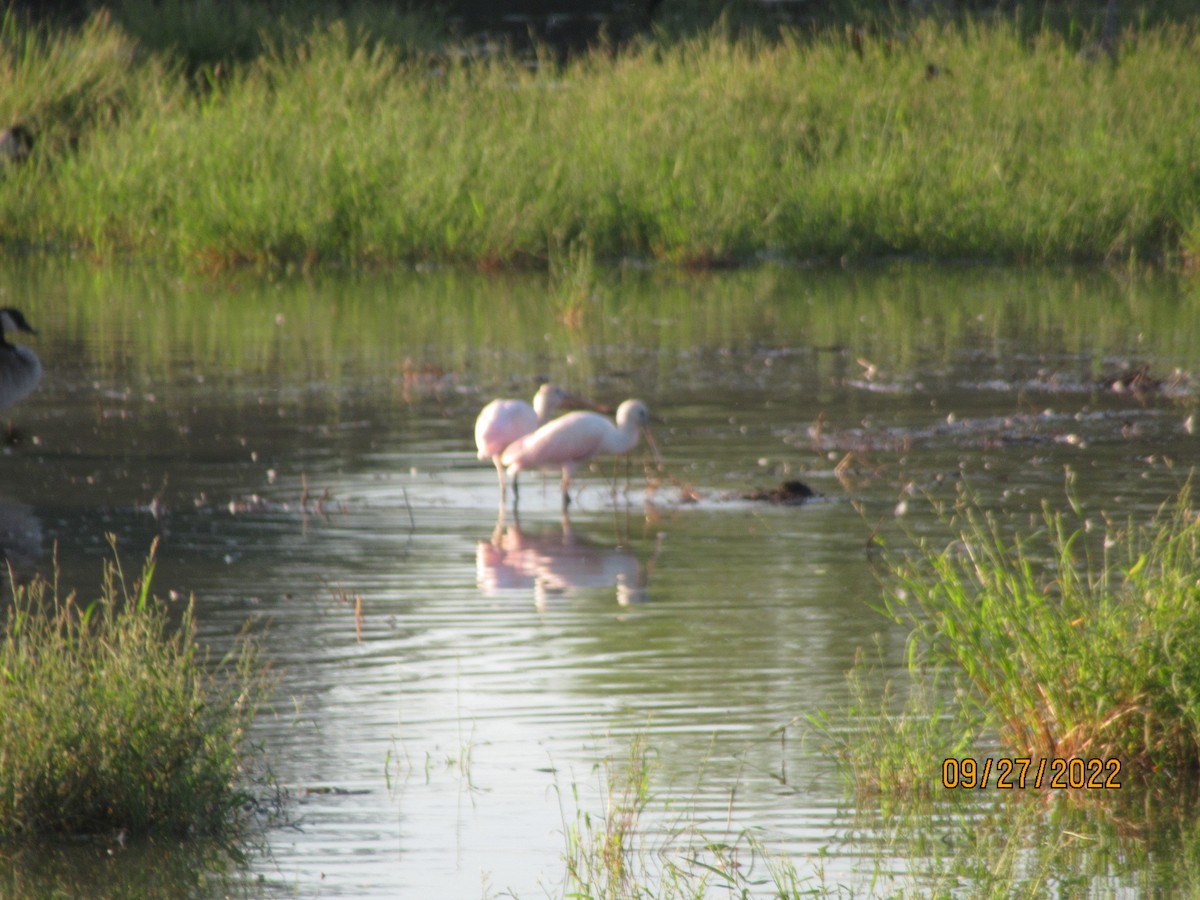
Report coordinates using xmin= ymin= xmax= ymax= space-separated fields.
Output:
xmin=738 ymin=480 xmax=818 ymax=505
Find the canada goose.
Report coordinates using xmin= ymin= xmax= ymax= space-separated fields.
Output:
xmin=0 ymin=308 xmax=42 ymax=420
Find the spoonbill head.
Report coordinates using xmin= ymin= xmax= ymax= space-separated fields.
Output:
xmin=474 ymin=383 xmax=590 ymax=508
xmin=501 ymin=399 xmax=653 ymax=510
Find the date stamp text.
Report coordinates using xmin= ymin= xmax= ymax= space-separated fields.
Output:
xmin=941 ymin=757 xmax=1122 ymax=790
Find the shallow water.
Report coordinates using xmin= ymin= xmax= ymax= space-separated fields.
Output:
xmin=2 ymin=260 xmax=1199 ymax=896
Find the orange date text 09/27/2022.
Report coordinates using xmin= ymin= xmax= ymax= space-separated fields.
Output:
xmin=941 ymin=757 xmax=1123 ymax=790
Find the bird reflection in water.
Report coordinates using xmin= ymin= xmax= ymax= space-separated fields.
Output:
xmin=0 ymin=494 xmax=42 ymax=584
xmin=477 ymin=514 xmax=661 ymax=608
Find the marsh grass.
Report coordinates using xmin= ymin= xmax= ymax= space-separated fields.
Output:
xmin=883 ymin=480 xmax=1200 ymax=773
xmin=0 ymin=9 xmax=164 ymax=179
xmin=562 ymin=733 xmax=655 ymax=896
xmin=4 ymin=8 xmax=1200 ymax=268
xmin=808 ymin=641 xmax=981 ymax=800
xmin=0 ymin=537 xmax=270 ymax=839
xmin=558 ymin=733 xmax=818 ymax=898
xmin=549 ymin=237 xmax=600 ymax=330
xmin=861 ymin=769 xmax=1200 ymax=896
xmin=560 ymin=729 xmax=1200 ymax=897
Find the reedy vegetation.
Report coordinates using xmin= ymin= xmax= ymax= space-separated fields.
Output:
xmin=880 ymin=481 xmax=1200 ymax=776
xmin=802 ymin=482 xmax=1200 ymax=893
xmin=0 ymin=539 xmax=268 ymax=838
xmin=559 ymin=732 xmax=814 ymax=898
xmin=1 ymin=7 xmax=1200 ymax=268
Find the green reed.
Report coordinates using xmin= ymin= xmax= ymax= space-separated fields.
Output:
xmin=0 ymin=538 xmax=270 ymax=838
xmin=882 ymin=481 xmax=1200 ymax=773
xmin=557 ymin=732 xmax=817 ymax=898
xmin=807 ymin=641 xmax=982 ymax=800
xmin=2 ymin=8 xmax=1200 ymax=268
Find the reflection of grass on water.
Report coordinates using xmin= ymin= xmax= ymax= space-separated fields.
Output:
xmin=549 ymin=237 xmax=599 ymax=333
xmin=555 ymin=726 xmax=1200 ymax=897
xmin=23 ymin=260 xmax=1200 ymax=395
xmin=856 ymin=779 xmax=1200 ymax=896
xmin=0 ymin=834 xmax=257 ymax=899
xmin=806 ymin=639 xmax=980 ymax=800
xmin=0 ymin=537 xmax=274 ymax=840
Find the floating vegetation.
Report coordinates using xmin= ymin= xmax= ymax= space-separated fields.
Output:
xmin=736 ymin=479 xmax=818 ymax=505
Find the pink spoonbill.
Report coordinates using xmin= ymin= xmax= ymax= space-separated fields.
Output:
xmin=500 ymin=399 xmax=655 ymax=511
xmin=475 ymin=384 xmax=589 ymax=508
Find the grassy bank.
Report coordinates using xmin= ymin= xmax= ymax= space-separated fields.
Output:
xmin=2 ymin=6 xmax=1200 ymax=269
xmin=819 ymin=480 xmax=1200 ymax=796
xmin=0 ymin=539 xmax=270 ymax=838
xmin=799 ymin=481 xmax=1200 ymax=892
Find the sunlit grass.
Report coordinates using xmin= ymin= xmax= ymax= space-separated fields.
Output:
xmin=0 ymin=538 xmax=272 ymax=839
xmin=804 ymin=479 xmax=1200 ymax=893
xmin=0 ymin=8 xmax=171 ymax=244
xmin=881 ymin=479 xmax=1200 ymax=773
xmin=2 ymin=8 xmax=1200 ymax=267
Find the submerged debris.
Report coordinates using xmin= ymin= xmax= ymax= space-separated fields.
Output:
xmin=1101 ymin=364 xmax=1163 ymax=397
xmin=738 ymin=479 xmax=819 ymax=505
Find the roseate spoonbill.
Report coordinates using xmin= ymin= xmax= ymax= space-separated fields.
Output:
xmin=0 ymin=308 xmax=41 ymax=418
xmin=500 ymin=399 xmax=653 ymax=511
xmin=475 ymin=383 xmax=585 ymax=508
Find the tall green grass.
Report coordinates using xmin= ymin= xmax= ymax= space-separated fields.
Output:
xmin=883 ymin=481 xmax=1200 ymax=773
xmin=0 ymin=9 xmax=161 ymax=176
xmin=0 ymin=538 xmax=270 ymax=838
xmin=2 ymin=9 xmax=1200 ymax=268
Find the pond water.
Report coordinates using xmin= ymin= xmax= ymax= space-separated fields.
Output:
xmin=1 ymin=260 xmax=1199 ymax=897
